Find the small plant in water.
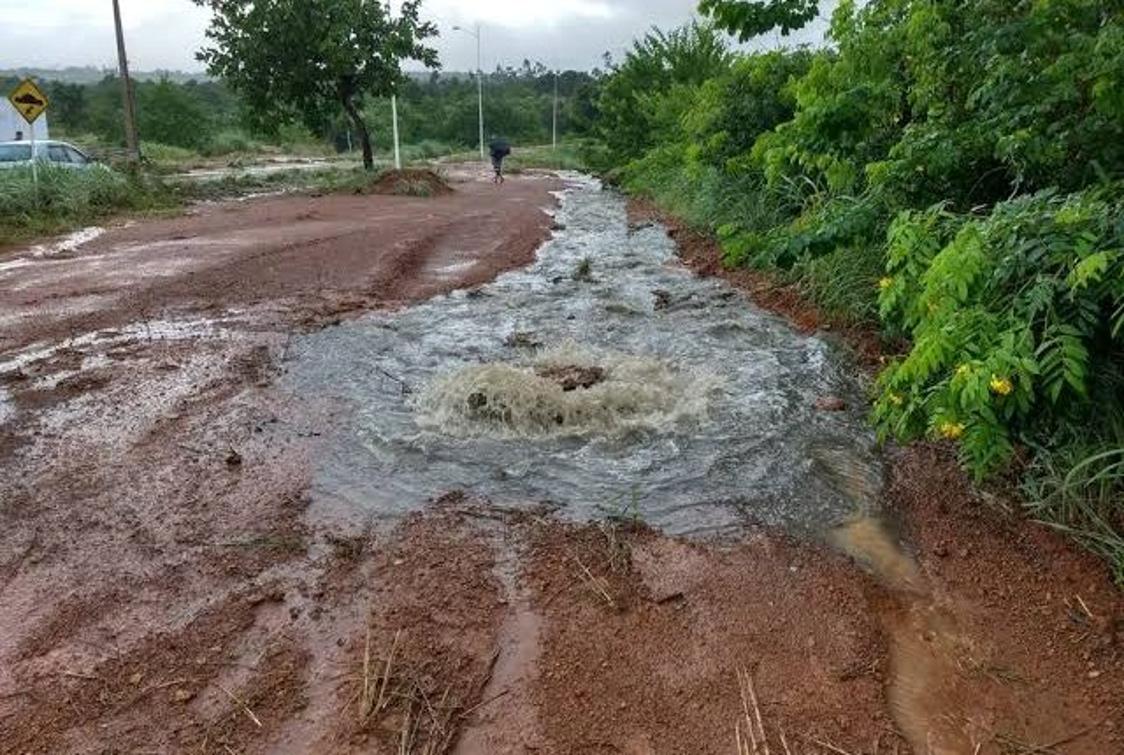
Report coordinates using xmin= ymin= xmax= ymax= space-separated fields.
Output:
xmin=572 ymin=257 xmax=594 ymax=282
xmin=596 ymin=487 xmax=642 ymax=573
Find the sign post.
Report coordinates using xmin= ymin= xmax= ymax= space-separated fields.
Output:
xmin=30 ymin=119 xmax=37 ymax=187
xmin=391 ymin=95 xmax=402 ymax=170
xmin=8 ymin=78 xmax=49 ymax=189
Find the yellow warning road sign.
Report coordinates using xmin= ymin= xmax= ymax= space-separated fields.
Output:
xmin=8 ymin=79 xmax=49 ymax=124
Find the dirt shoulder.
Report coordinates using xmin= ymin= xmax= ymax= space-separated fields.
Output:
xmin=0 ymin=174 xmax=1120 ymax=754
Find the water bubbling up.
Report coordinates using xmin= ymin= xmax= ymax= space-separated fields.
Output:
xmin=413 ymin=342 xmax=723 ymax=439
xmin=282 ymin=175 xmax=883 ymax=536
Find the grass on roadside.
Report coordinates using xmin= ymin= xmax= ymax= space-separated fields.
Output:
xmin=1024 ymin=444 xmax=1124 ymax=585
xmin=0 ymin=165 xmax=177 ymax=248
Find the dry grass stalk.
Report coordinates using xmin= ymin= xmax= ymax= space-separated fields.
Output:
xmin=779 ymin=728 xmax=793 ymax=755
xmin=802 ymin=734 xmax=856 ymax=755
xmin=216 ymin=683 xmax=262 ymax=728
xmin=376 ymin=629 xmax=401 ymax=716
xmin=993 ymin=724 xmax=1096 ymax=755
xmin=349 ymin=629 xmax=501 ymax=754
xmin=570 ymin=554 xmax=616 ymax=609
xmin=736 ymin=669 xmax=770 ymax=755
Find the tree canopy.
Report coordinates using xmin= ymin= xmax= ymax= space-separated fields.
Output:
xmin=193 ymin=0 xmax=439 ymax=169
xmin=698 ymin=0 xmax=821 ymax=40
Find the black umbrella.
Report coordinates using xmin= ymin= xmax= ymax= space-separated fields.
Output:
xmin=488 ymin=137 xmax=511 ymax=158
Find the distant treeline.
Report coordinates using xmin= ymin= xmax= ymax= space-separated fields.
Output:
xmin=1 ymin=61 xmax=601 ymax=154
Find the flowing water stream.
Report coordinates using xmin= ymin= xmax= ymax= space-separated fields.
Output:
xmin=282 ymin=175 xmax=883 ymax=537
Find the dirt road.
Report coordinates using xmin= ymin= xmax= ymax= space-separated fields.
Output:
xmin=1 ymin=168 xmax=1121 ymax=754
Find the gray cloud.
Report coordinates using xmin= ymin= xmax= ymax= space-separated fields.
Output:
xmin=0 ymin=0 xmax=834 ymax=74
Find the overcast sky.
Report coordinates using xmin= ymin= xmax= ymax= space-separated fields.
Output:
xmin=0 ymin=0 xmax=833 ymax=73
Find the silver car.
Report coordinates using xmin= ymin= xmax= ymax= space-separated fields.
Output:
xmin=0 ymin=140 xmax=98 ymax=169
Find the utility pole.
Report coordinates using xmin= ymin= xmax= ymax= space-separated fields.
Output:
xmin=476 ymin=24 xmax=484 ymax=162
xmin=454 ymin=24 xmax=485 ymax=162
xmin=112 ymin=0 xmax=140 ymax=166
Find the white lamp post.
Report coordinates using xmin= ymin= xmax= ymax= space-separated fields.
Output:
xmin=452 ymin=24 xmax=485 ymax=162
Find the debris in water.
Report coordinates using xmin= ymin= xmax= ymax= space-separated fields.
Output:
xmin=226 ymin=447 xmax=243 ymax=467
xmin=652 ymin=290 xmax=672 ymax=311
xmin=505 ymin=331 xmax=543 ymax=349
xmin=534 ymin=364 xmax=605 ymax=392
xmin=815 ymin=396 xmax=847 ymax=412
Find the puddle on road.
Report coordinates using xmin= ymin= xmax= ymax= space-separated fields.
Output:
xmin=0 ymin=386 xmax=14 ymax=426
xmin=283 ymin=175 xmax=882 ymax=536
xmin=26 ymin=226 xmax=106 ymax=258
xmin=0 ymin=317 xmax=237 ymax=377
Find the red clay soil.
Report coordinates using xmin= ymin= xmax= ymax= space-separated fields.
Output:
xmin=0 ymin=170 xmax=1120 ymax=754
xmin=365 ymin=168 xmax=454 ymax=197
xmin=0 ymin=168 xmax=557 ymax=354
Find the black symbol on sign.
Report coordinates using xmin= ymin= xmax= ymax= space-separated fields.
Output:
xmin=14 ymin=92 xmax=45 ymax=108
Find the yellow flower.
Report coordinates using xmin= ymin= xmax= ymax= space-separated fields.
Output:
xmin=888 ymin=392 xmax=904 ymax=407
xmin=939 ymin=421 xmax=965 ymax=440
xmin=989 ymin=375 xmax=1013 ymax=396
xmin=878 ymin=277 xmax=894 ymax=290
xmin=956 ymin=364 xmax=972 ymax=379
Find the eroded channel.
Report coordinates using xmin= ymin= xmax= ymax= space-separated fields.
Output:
xmin=282 ymin=175 xmax=882 ymax=536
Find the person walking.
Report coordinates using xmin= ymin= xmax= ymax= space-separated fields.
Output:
xmin=488 ymin=136 xmax=511 ymax=184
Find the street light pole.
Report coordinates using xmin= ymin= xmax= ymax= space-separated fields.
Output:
xmin=111 ymin=0 xmax=140 ymax=166
xmin=476 ymin=24 xmax=484 ymax=162
xmin=454 ymin=24 xmax=485 ymax=162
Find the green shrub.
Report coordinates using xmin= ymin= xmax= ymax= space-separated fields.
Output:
xmin=141 ymin=141 xmax=197 ymax=164
xmin=874 ymin=185 xmax=1124 ymax=477
xmin=602 ymin=3 xmax=1124 ymax=571
xmin=202 ymin=129 xmax=266 ymax=157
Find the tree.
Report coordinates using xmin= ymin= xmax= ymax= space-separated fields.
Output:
xmin=193 ymin=0 xmax=439 ymax=170
xmin=138 ymin=79 xmax=212 ymax=149
xmin=596 ymin=22 xmax=733 ymax=164
xmin=698 ymin=0 xmax=821 ymax=40
xmin=49 ymin=83 xmax=88 ymax=132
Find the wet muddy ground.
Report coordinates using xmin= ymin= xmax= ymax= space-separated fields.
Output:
xmin=0 ymin=166 xmax=1121 ymax=754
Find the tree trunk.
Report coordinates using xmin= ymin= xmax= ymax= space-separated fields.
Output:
xmin=341 ymin=93 xmax=374 ymax=171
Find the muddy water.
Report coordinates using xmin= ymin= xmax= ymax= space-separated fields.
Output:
xmin=283 ymin=176 xmax=881 ymax=536
xmin=833 ymin=515 xmax=984 ymax=754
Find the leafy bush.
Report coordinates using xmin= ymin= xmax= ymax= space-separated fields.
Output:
xmin=201 ymin=130 xmax=266 ymax=157
xmin=140 ymin=141 xmax=197 ymax=164
xmin=874 ymin=186 xmax=1124 ymax=476
xmin=683 ymin=49 xmax=815 ymax=173
xmin=606 ymin=2 xmax=1124 ymax=568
